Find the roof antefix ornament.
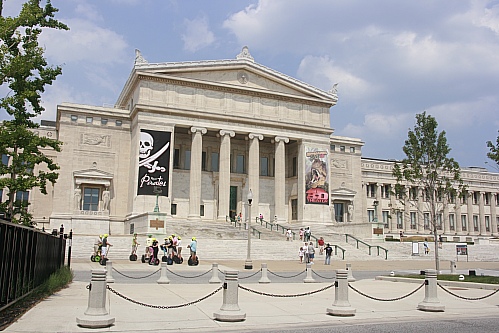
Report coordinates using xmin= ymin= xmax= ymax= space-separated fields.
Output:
xmin=134 ymin=49 xmax=148 ymax=65
xmin=236 ymin=46 xmax=254 ymax=62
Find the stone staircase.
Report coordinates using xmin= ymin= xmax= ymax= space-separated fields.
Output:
xmin=66 ymin=219 xmax=499 ymax=262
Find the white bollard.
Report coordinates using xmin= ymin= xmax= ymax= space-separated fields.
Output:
xmin=209 ymin=263 xmax=222 ymax=284
xmin=258 ymin=263 xmax=271 ymax=284
xmin=105 ymin=260 xmax=114 ymax=283
xmin=417 ymin=269 xmax=445 ymax=312
xmin=346 ymin=263 xmax=356 ymax=282
xmin=303 ymin=263 xmax=316 ymax=283
xmin=76 ymin=269 xmax=115 ymax=328
xmin=327 ymin=269 xmax=356 ymax=316
xmin=157 ymin=262 xmax=170 ymax=284
xmin=213 ymin=270 xmax=246 ymax=322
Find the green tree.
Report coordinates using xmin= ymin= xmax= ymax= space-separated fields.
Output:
xmin=486 ymin=131 xmax=499 ymax=170
xmin=392 ymin=112 xmax=465 ymax=271
xmin=0 ymin=0 xmax=68 ymax=225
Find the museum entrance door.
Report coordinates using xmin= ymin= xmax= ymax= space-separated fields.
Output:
xmin=229 ymin=186 xmax=237 ymax=219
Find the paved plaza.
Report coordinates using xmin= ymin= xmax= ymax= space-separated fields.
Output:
xmin=4 ymin=259 xmax=499 ymax=333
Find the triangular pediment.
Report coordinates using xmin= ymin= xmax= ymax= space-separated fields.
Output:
xmin=330 ymin=187 xmax=356 ymax=197
xmin=74 ymin=168 xmax=114 ymax=179
xmin=131 ymin=59 xmax=337 ymax=104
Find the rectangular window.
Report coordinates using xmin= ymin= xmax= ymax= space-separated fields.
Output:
xmin=436 ymin=214 xmax=442 ymax=230
xmin=461 ymin=215 xmax=467 ymax=231
xmin=171 ymin=204 xmax=177 ymax=215
xmin=236 ymin=154 xmax=245 ymax=174
xmin=260 ymin=157 xmax=268 ymax=176
xmin=201 ymin=151 xmax=207 ymax=171
xmin=1 ymin=154 xmax=8 ymax=166
xmin=334 ymin=203 xmax=344 ymax=222
xmin=449 ymin=214 xmax=455 ymax=231
xmin=340 ymin=146 xmax=345 ymax=152
xmin=396 ymin=211 xmax=403 ymax=229
xmin=496 ymin=194 xmax=499 ymax=206
xmin=15 ymin=191 xmax=29 ymax=203
xmin=200 ymin=205 xmax=204 ymax=217
xmin=448 ymin=191 xmax=456 ymax=204
xmin=350 ymin=147 xmax=355 ymax=153
xmin=485 ymin=216 xmax=490 ymax=232
xmin=185 ymin=150 xmax=191 ymax=170
xmin=473 ymin=215 xmax=479 ymax=231
xmin=409 ymin=187 xmax=418 ymax=201
xmin=473 ymin=192 xmax=478 ymax=205
xmin=367 ymin=209 xmax=375 ymax=222
xmin=410 ymin=212 xmax=417 ymax=229
xmin=424 ymin=213 xmax=430 ymax=230
xmin=292 ymin=157 xmax=297 ymax=177
xmin=101 ymin=118 xmax=108 ymax=125
xmin=381 ymin=184 xmax=391 ymax=199
xmin=366 ymin=184 xmax=376 ymax=198
xmin=71 ymin=115 xmax=78 ymax=122
xmin=211 ymin=152 xmax=219 ymax=172
xmin=83 ymin=187 xmax=100 ymax=211
xmin=382 ymin=211 xmax=390 ymax=228
xmin=460 ymin=193 xmax=467 ymax=205
xmin=497 ymin=217 xmax=499 ymax=232
xmin=484 ymin=193 xmax=490 ymax=205
xmin=291 ymin=199 xmax=298 ymax=220
xmin=115 ymin=120 xmax=122 ymax=126
xmin=330 ymin=144 xmax=335 ymax=152
xmin=173 ymin=149 xmax=180 ymax=169
xmin=86 ymin=117 xmax=93 ymax=123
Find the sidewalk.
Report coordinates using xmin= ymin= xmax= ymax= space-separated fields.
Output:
xmin=4 ymin=260 xmax=499 ymax=333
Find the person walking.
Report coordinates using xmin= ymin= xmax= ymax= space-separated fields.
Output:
xmin=303 ymin=242 xmax=309 ymax=263
xmin=318 ymin=237 xmax=325 ymax=255
xmin=324 ymin=243 xmax=333 ymax=265
xmin=423 ymin=239 xmax=429 ymax=255
xmin=307 ymin=241 xmax=315 ymax=264
xmin=298 ymin=246 xmax=304 ymax=263
xmin=299 ymin=228 xmax=304 ymax=241
xmin=286 ymin=229 xmax=292 ymax=241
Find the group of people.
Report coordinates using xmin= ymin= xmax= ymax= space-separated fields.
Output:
xmin=298 ymin=237 xmax=333 ymax=265
xmin=298 ymin=227 xmax=312 ymax=242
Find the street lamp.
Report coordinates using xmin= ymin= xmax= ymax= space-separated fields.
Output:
xmin=153 ymin=186 xmax=162 ymax=212
xmin=373 ymin=200 xmax=379 ymax=222
xmin=245 ymin=189 xmax=253 ymax=270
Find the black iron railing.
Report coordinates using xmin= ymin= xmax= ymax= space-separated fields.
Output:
xmin=0 ymin=219 xmax=66 ymax=311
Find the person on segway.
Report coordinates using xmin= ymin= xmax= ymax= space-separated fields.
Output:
xmin=149 ymin=238 xmax=160 ymax=265
xmin=91 ymin=234 xmax=103 ymax=262
xmin=100 ymin=234 xmax=112 ymax=264
xmin=187 ymin=237 xmax=198 ymax=266
xmin=130 ymin=233 xmax=140 ymax=260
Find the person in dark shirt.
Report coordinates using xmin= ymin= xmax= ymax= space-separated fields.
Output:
xmin=324 ymin=243 xmax=333 ymax=265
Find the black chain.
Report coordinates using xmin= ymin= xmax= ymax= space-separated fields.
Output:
xmin=112 ymin=267 xmax=160 ymax=279
xmin=106 ymin=284 xmax=222 ymax=309
xmin=311 ymin=270 xmax=335 ymax=279
xmin=267 ymin=269 xmax=306 ymax=278
xmin=348 ymin=282 xmax=425 ymax=301
xmin=239 ymin=270 xmax=261 ymax=279
xmin=238 ymin=283 xmax=335 ymax=297
xmin=437 ymin=283 xmax=499 ymax=300
xmin=166 ymin=268 xmax=211 ymax=278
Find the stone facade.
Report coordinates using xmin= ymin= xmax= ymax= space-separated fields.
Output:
xmin=4 ymin=47 xmax=498 ymax=238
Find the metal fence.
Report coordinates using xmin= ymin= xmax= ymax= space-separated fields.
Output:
xmin=0 ymin=219 xmax=66 ymax=311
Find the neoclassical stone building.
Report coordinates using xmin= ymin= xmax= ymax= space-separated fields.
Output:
xmin=6 ymin=47 xmax=498 ymax=238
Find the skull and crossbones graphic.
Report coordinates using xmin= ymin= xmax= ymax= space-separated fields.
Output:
xmin=139 ymin=131 xmax=169 ymax=173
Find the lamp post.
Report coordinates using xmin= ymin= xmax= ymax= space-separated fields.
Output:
xmin=373 ymin=200 xmax=379 ymax=222
xmin=245 ymin=189 xmax=253 ymax=270
xmin=153 ymin=186 xmax=162 ymax=213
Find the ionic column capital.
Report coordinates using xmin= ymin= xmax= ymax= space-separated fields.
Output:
xmin=190 ymin=127 xmax=207 ymax=135
xmin=219 ymin=129 xmax=235 ymax=138
xmin=273 ymin=136 xmax=289 ymax=144
xmin=248 ymin=133 xmax=263 ymax=141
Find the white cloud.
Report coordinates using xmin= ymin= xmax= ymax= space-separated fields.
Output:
xmin=74 ymin=3 xmax=103 ymax=22
xmin=39 ymin=18 xmax=128 ymax=65
xmin=182 ymin=17 xmax=215 ymax=52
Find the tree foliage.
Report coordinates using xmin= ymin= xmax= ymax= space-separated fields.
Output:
xmin=392 ymin=111 xmax=465 ymax=271
xmin=486 ymin=130 xmax=499 ymax=169
xmin=0 ymin=0 xmax=68 ymax=225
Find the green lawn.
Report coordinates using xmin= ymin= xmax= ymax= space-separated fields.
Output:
xmin=398 ymin=274 xmax=499 ymax=284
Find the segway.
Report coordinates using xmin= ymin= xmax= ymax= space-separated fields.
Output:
xmin=129 ymin=254 xmax=137 ymax=261
xmin=187 ymin=256 xmax=199 ymax=266
xmin=173 ymin=255 xmax=183 ymax=264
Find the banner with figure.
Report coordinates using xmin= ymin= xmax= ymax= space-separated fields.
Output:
xmin=137 ymin=129 xmax=171 ymax=196
xmin=305 ymin=147 xmax=329 ymax=204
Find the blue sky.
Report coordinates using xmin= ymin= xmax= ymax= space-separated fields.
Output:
xmin=2 ymin=0 xmax=499 ymax=170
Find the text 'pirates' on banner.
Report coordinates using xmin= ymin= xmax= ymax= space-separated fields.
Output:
xmin=137 ymin=129 xmax=171 ymax=196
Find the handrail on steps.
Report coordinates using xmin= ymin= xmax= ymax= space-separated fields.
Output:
xmin=309 ymin=234 xmax=346 ymax=260
xmin=345 ymin=233 xmax=388 ymax=259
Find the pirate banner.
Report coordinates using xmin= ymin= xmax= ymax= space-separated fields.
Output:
xmin=137 ymin=129 xmax=171 ymax=196
xmin=305 ymin=147 xmax=329 ymax=204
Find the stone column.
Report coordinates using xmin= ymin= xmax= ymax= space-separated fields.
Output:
xmin=455 ymin=201 xmax=462 ymax=234
xmin=491 ymin=193 xmax=497 ymax=236
xmin=404 ymin=186 xmax=410 ymax=233
xmin=376 ymin=183 xmax=382 ymax=224
xmin=188 ymin=127 xmax=207 ymax=221
xmin=467 ymin=191 xmax=474 ymax=234
xmin=217 ymin=130 xmax=235 ymax=221
xmin=274 ymin=136 xmax=289 ymax=224
xmin=389 ymin=185 xmax=397 ymax=232
xmin=417 ymin=187 xmax=424 ymax=233
xmin=248 ymin=133 xmax=263 ymax=221
xmin=443 ymin=195 xmax=449 ymax=234
xmin=479 ymin=192 xmax=486 ymax=235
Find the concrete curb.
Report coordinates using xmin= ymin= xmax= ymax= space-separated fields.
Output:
xmin=375 ymin=276 xmax=499 ymax=290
